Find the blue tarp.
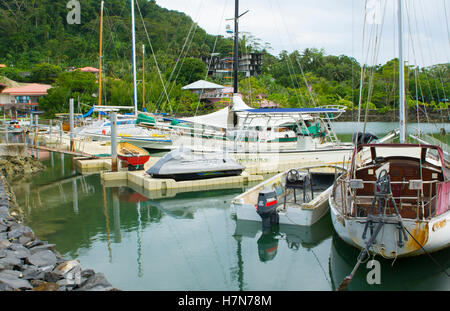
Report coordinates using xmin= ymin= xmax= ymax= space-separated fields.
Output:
xmin=76 ymin=107 xmax=107 ymax=119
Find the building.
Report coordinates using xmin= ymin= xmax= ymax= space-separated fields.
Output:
xmin=201 ymin=52 xmax=263 ymax=79
xmin=0 ymin=83 xmax=51 ymax=113
xmin=78 ymin=67 xmax=100 ymax=73
xmin=182 ymin=80 xmax=232 ymax=106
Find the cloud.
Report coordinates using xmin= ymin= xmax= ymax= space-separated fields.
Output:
xmin=156 ymin=0 xmax=450 ymax=66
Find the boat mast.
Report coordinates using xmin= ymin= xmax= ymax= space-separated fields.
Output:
xmin=233 ymin=0 xmax=239 ymax=95
xmin=398 ymin=0 xmax=406 ymax=142
xmin=131 ymin=0 xmax=138 ymax=117
xmin=142 ymin=44 xmax=145 ymax=111
xmin=98 ymin=1 xmax=104 ymax=118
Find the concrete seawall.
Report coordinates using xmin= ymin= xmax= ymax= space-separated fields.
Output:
xmin=0 ymin=174 xmax=119 ymax=291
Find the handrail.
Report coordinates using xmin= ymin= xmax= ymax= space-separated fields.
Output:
xmin=338 ymin=178 xmax=441 ymax=220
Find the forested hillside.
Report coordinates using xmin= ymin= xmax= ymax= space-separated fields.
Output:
xmin=0 ymin=0 xmax=448 ymax=118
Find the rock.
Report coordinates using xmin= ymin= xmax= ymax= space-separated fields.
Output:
xmin=6 ymin=248 xmax=31 ymax=259
xmin=26 ymin=250 xmax=57 ymax=267
xmin=0 ymin=223 xmax=7 ymax=232
xmin=18 ymin=236 xmax=33 ymax=245
xmin=0 ymin=207 xmax=9 ymax=218
xmin=0 ymin=249 xmax=6 ymax=258
xmin=32 ymin=281 xmax=60 ymax=291
xmin=53 ymin=260 xmax=81 ymax=277
xmin=81 ymin=269 xmax=95 ymax=279
xmin=0 ymin=281 xmax=14 ymax=291
xmin=7 ymin=224 xmax=35 ymax=240
xmin=29 ymin=244 xmax=56 ymax=255
xmin=0 ymin=270 xmax=23 ymax=278
xmin=76 ymin=273 xmax=113 ymax=291
xmin=0 ymin=256 xmax=22 ymax=269
xmin=24 ymin=239 xmax=45 ymax=249
xmin=0 ymin=271 xmax=32 ymax=290
xmin=44 ymin=271 xmax=62 ymax=283
xmin=0 ymin=240 xmax=11 ymax=249
xmin=21 ymin=266 xmax=45 ymax=281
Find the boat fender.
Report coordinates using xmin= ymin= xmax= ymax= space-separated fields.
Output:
xmin=102 ymin=129 xmax=106 ymax=135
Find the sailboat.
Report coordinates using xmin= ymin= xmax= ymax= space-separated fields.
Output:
xmin=75 ymin=1 xmax=172 ymax=151
xmin=329 ymin=0 xmax=449 ymax=265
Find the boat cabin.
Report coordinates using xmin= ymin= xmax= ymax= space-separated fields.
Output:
xmin=345 ymin=144 xmax=449 ymax=220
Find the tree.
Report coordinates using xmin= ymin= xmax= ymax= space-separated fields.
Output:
xmin=173 ymin=57 xmax=207 ymax=86
xmin=30 ymin=63 xmax=62 ymax=84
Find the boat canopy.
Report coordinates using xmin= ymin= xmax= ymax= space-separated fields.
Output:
xmin=236 ymin=107 xmax=345 ymax=114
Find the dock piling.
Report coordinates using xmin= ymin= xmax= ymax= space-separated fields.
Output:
xmin=110 ymin=111 xmax=118 ymax=172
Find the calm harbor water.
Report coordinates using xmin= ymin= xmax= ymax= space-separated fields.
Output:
xmin=9 ymin=122 xmax=450 ymax=291
xmin=12 ymin=149 xmax=449 ymax=291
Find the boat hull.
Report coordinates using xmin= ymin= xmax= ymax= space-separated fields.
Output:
xmin=117 ymin=154 xmax=150 ymax=166
xmin=329 ymin=191 xmax=450 ymax=258
xmin=150 ymin=169 xmax=244 ymax=181
xmin=234 ymin=187 xmax=331 ymax=226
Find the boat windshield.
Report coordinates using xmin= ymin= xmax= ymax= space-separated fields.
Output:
xmin=356 ymin=144 xmax=444 ymax=169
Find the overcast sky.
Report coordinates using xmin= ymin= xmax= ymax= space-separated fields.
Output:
xmin=155 ymin=0 xmax=449 ymax=67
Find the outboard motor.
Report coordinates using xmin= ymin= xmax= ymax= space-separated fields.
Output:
xmin=256 ymin=189 xmax=279 ymax=231
xmin=352 ymin=132 xmax=379 ymax=145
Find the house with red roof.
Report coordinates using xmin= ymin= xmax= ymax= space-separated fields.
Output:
xmin=0 ymin=83 xmax=51 ymax=112
xmin=78 ymin=67 xmax=99 ymax=73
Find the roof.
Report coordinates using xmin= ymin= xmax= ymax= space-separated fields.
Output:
xmin=182 ymin=80 xmax=224 ymax=90
xmin=79 ymin=67 xmax=99 ymax=73
xmin=0 ymin=64 xmax=6 ymax=68
xmin=2 ymin=83 xmax=51 ymax=96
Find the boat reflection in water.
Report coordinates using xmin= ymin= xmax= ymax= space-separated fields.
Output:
xmin=127 ymin=187 xmax=246 ymax=220
xmin=234 ymin=215 xmax=333 ymax=262
xmin=329 ymin=232 xmax=450 ymax=291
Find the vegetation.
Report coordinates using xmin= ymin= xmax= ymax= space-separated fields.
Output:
xmin=0 ymin=0 xmax=448 ymax=119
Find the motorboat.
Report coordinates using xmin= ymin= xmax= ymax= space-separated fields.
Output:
xmin=146 ymin=147 xmax=245 ymax=181
xmin=232 ymin=164 xmax=346 ymax=229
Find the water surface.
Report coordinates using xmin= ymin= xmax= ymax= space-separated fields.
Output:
xmin=12 ymin=130 xmax=450 ymax=291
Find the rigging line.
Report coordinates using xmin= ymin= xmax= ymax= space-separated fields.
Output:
xmin=404 ymin=0 xmax=427 ymax=135
xmin=363 ymin=0 xmax=388 ymax=136
xmin=274 ymin=0 xmax=316 ymax=106
xmin=416 ymin=3 xmax=444 ymax=106
xmin=268 ymin=0 xmax=309 ymax=106
xmin=355 ymin=0 xmax=370 ymax=136
xmin=154 ymin=22 xmax=197 ymax=111
xmin=443 ymin=0 xmax=450 ymax=55
xmin=413 ymin=1 xmax=439 ymax=104
xmin=163 ymin=23 xmax=200 ymax=111
xmin=163 ymin=215 xmax=204 ymax=289
xmin=414 ymin=1 xmax=449 ymax=123
xmin=135 ymin=0 xmax=172 ymax=114
xmin=199 ymin=207 xmax=231 ymax=288
xmin=194 ymin=0 xmax=228 ymax=116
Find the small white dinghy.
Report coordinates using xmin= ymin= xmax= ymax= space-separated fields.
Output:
xmin=232 ymin=165 xmax=346 ymax=229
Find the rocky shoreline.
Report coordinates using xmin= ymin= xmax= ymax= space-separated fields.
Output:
xmin=0 ymin=165 xmax=118 ymax=291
